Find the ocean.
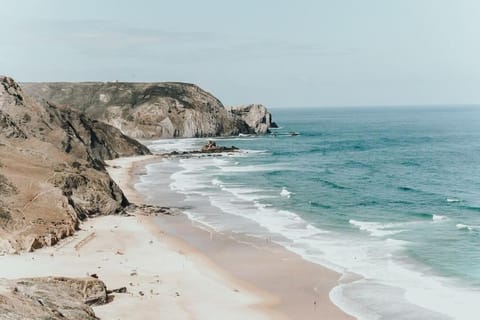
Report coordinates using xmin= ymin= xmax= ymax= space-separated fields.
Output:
xmin=137 ymin=106 xmax=480 ymax=319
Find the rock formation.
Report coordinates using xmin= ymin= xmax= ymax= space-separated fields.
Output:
xmin=228 ymin=104 xmax=272 ymax=134
xmin=22 ymin=82 xmax=275 ymax=139
xmin=200 ymin=140 xmax=239 ymax=153
xmin=0 ymin=76 xmax=150 ymax=253
xmin=0 ymin=277 xmax=108 ymax=320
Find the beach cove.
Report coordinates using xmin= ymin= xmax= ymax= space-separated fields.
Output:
xmin=2 ymin=106 xmax=480 ymax=319
xmin=0 ymin=153 xmax=353 ymax=319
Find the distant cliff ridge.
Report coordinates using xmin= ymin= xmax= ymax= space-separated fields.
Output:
xmin=22 ymin=82 xmax=275 ymax=139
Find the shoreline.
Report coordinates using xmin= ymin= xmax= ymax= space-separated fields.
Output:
xmin=111 ymin=154 xmax=354 ymax=319
xmin=0 ymin=153 xmax=354 ymax=319
xmin=103 ymin=155 xmax=284 ymax=319
xmin=0 ymin=154 xmax=276 ymax=320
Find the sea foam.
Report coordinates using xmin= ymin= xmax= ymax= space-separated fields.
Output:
xmin=432 ymin=214 xmax=448 ymax=222
xmin=349 ymin=219 xmax=405 ymax=237
xmin=456 ymin=224 xmax=480 ymax=231
xmin=280 ymin=187 xmax=292 ymax=198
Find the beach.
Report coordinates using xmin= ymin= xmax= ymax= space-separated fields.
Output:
xmin=0 ymin=154 xmax=352 ymax=320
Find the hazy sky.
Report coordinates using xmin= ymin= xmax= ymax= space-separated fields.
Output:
xmin=1 ymin=0 xmax=479 ymax=107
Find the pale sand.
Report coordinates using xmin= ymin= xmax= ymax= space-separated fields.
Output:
xmin=0 ymin=154 xmax=354 ymax=319
xmin=107 ymin=155 xmax=354 ymax=320
xmin=0 ymin=155 xmax=275 ymax=320
xmin=0 ymin=214 xmax=275 ymax=319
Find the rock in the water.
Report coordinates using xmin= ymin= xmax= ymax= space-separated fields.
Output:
xmin=108 ymin=286 xmax=127 ymax=294
xmin=162 ymin=141 xmax=239 ymax=157
xmin=228 ymin=104 xmax=273 ymax=134
xmin=202 ymin=140 xmax=218 ymax=152
xmin=201 ymin=140 xmax=239 ymax=153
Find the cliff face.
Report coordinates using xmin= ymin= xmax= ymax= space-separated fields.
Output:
xmin=0 ymin=76 xmax=150 ymax=253
xmin=229 ymin=104 xmax=272 ymax=134
xmin=23 ymin=82 xmax=275 ymax=139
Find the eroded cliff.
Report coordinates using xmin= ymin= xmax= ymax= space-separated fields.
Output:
xmin=23 ymin=82 xmax=275 ymax=139
xmin=0 ymin=76 xmax=150 ymax=253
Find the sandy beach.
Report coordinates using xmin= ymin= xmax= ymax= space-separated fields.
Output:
xmin=0 ymin=154 xmax=353 ymax=319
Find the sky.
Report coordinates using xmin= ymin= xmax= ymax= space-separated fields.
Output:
xmin=1 ymin=0 xmax=479 ymax=107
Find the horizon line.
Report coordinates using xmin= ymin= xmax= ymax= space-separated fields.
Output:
xmin=268 ymin=104 xmax=480 ymax=109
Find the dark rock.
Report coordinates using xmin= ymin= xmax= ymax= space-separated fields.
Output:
xmin=201 ymin=140 xmax=217 ymax=152
xmin=163 ymin=140 xmax=239 ymax=158
xmin=198 ymin=140 xmax=239 ymax=154
xmin=107 ymin=287 xmax=127 ymax=294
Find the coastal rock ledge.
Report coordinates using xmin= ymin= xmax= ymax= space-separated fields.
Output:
xmin=22 ymin=82 xmax=275 ymax=139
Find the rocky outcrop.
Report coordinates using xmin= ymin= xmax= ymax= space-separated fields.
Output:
xmin=162 ymin=140 xmax=239 ymax=157
xmin=23 ymin=82 xmax=275 ymax=139
xmin=0 ymin=111 xmax=27 ymax=139
xmin=200 ymin=140 xmax=239 ymax=153
xmin=44 ymin=102 xmax=150 ymax=167
xmin=0 ymin=277 xmax=108 ymax=320
xmin=228 ymin=104 xmax=272 ymax=134
xmin=0 ymin=76 xmax=151 ymax=253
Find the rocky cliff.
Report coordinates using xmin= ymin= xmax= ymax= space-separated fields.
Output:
xmin=0 ymin=277 xmax=108 ymax=320
xmin=23 ymin=82 xmax=275 ymax=139
xmin=228 ymin=104 xmax=273 ymax=134
xmin=0 ymin=76 xmax=150 ymax=253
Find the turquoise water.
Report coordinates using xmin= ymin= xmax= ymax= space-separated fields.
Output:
xmin=141 ymin=107 xmax=480 ymax=319
xmin=239 ymin=107 xmax=480 ymax=281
